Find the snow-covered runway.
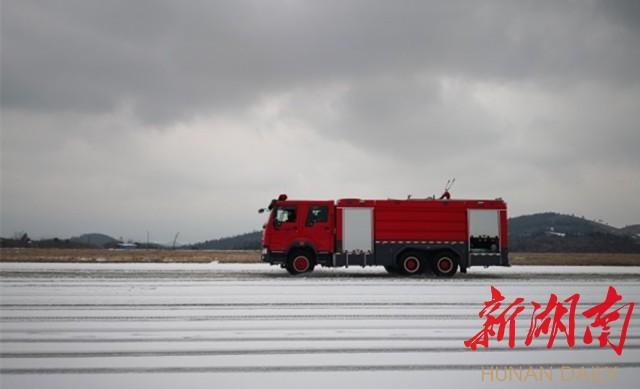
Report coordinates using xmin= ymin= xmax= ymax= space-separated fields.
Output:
xmin=1 ymin=263 xmax=639 ymax=388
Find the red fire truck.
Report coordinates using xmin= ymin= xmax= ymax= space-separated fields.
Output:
xmin=259 ymin=192 xmax=508 ymax=277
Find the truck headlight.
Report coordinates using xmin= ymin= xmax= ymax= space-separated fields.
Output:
xmin=261 ymin=248 xmax=268 ymax=255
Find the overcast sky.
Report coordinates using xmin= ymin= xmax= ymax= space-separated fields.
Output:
xmin=1 ymin=0 xmax=639 ymax=243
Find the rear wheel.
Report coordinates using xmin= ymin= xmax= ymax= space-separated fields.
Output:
xmin=285 ymin=251 xmax=315 ymax=275
xmin=398 ymin=252 xmax=423 ymax=275
xmin=432 ymin=252 xmax=458 ymax=277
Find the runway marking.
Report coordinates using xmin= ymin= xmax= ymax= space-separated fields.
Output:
xmin=3 ymin=344 xmax=640 ymax=358
xmin=0 ymin=324 xmax=507 ymax=333
xmin=0 ymin=301 xmax=611 ymax=309
xmin=5 ymin=335 xmax=639 ymax=343
xmin=0 ymin=313 xmax=481 ymax=322
xmin=2 ymin=270 xmax=640 ymax=283
xmin=2 ymin=362 xmax=639 ymax=375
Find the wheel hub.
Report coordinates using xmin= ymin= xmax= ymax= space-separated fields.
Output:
xmin=293 ymin=256 xmax=309 ymax=272
xmin=438 ymin=257 xmax=452 ymax=272
xmin=404 ymin=257 xmax=419 ymax=273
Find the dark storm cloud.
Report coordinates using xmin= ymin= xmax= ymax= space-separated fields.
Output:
xmin=3 ymin=0 xmax=639 ymax=123
xmin=598 ymin=0 xmax=640 ymax=32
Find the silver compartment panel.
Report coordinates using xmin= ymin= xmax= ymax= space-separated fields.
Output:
xmin=342 ymin=208 xmax=373 ymax=252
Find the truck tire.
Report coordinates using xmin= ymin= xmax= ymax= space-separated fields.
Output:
xmin=432 ymin=251 xmax=458 ymax=277
xmin=398 ymin=251 xmax=423 ymax=275
xmin=285 ymin=250 xmax=315 ymax=275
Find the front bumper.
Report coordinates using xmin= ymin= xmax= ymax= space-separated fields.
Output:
xmin=261 ymin=249 xmax=286 ymax=264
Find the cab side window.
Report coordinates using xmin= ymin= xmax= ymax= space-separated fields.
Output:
xmin=306 ymin=206 xmax=328 ymax=226
xmin=274 ymin=207 xmax=296 ymax=224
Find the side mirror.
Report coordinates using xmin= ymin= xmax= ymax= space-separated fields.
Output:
xmin=258 ymin=208 xmax=265 ymax=214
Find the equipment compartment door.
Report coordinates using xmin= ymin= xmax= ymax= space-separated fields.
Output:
xmin=343 ymin=208 xmax=373 ymax=253
xmin=468 ymin=209 xmax=501 ymax=254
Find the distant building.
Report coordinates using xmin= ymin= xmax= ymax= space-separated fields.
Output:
xmin=117 ymin=242 xmax=138 ymax=249
xmin=545 ymin=227 xmax=566 ymax=238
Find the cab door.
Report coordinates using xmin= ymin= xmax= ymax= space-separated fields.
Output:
xmin=269 ymin=205 xmax=300 ymax=252
xmin=301 ymin=202 xmax=335 ymax=253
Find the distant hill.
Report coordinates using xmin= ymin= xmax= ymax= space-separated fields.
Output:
xmin=188 ymin=231 xmax=262 ymax=250
xmin=71 ymin=233 xmax=165 ymax=249
xmin=1 ymin=232 xmax=123 ymax=249
xmin=1 ymin=234 xmax=96 ymax=249
xmin=620 ymin=224 xmax=640 ymax=237
xmin=70 ymin=233 xmax=120 ymax=248
xmin=509 ymin=212 xmax=620 ymax=237
xmin=509 ymin=213 xmax=639 ymax=253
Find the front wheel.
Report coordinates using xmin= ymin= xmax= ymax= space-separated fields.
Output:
xmin=432 ymin=252 xmax=458 ymax=277
xmin=285 ymin=251 xmax=315 ymax=275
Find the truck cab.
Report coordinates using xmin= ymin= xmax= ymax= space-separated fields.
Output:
xmin=261 ymin=196 xmax=335 ymax=274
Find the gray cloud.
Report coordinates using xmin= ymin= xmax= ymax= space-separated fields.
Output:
xmin=3 ymin=1 xmax=639 ymax=121
xmin=1 ymin=0 xmax=639 ymax=242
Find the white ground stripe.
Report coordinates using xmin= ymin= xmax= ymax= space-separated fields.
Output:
xmin=3 ymin=361 xmax=640 ymax=374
